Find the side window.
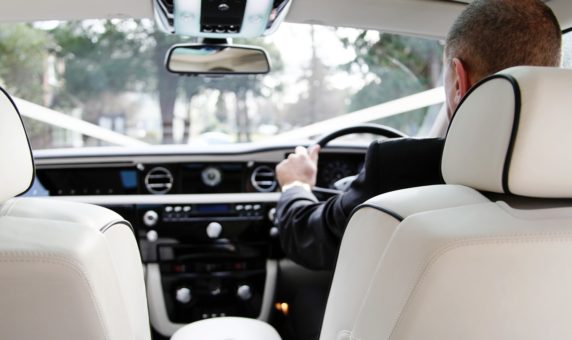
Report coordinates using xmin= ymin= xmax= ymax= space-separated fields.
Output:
xmin=563 ymin=30 xmax=572 ymax=68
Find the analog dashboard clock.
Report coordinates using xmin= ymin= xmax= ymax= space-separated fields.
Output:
xmin=201 ymin=166 xmax=222 ymax=187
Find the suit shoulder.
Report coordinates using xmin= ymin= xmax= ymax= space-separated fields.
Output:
xmin=370 ymin=137 xmax=445 ymax=155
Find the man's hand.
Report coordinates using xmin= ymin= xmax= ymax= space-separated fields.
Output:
xmin=276 ymin=145 xmax=321 ymax=188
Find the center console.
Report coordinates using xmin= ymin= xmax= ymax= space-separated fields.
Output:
xmin=136 ymin=202 xmax=279 ymax=325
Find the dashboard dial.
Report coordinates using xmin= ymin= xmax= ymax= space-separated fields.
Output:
xmin=321 ymin=160 xmax=354 ymax=188
xmin=201 ymin=166 xmax=222 ymax=187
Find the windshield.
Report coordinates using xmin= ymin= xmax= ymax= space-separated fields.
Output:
xmin=0 ymin=20 xmax=445 ymax=149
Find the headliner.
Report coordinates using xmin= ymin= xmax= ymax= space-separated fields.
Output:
xmin=0 ymin=0 xmax=570 ymax=40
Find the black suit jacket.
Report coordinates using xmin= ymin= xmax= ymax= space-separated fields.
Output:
xmin=275 ymin=138 xmax=445 ymax=270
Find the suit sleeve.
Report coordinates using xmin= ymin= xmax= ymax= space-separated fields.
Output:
xmin=275 ymin=142 xmax=383 ymax=270
xmin=275 ymin=138 xmax=445 ymax=270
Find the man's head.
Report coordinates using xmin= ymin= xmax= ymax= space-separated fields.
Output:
xmin=444 ymin=0 xmax=562 ymax=118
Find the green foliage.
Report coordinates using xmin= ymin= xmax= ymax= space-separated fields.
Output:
xmin=0 ymin=24 xmax=55 ymax=148
xmin=50 ymin=21 xmax=156 ymax=106
xmin=0 ymin=20 xmax=443 ymax=146
xmin=344 ymin=31 xmax=443 ymax=88
xmin=0 ymin=24 xmax=52 ymax=102
xmin=343 ymin=31 xmax=444 ymax=134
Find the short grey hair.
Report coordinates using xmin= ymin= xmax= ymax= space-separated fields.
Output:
xmin=446 ymin=0 xmax=562 ymax=80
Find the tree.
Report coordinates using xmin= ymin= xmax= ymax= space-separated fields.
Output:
xmin=50 ymin=20 xmax=195 ymax=143
xmin=51 ymin=21 xmax=155 ymax=108
xmin=0 ymin=24 xmax=55 ymax=148
xmin=282 ymin=26 xmax=346 ymax=129
xmin=0 ymin=24 xmax=52 ymax=103
xmin=344 ymin=31 xmax=443 ymax=89
xmin=150 ymin=30 xmax=188 ymax=143
xmin=200 ymin=38 xmax=285 ymax=142
xmin=179 ymin=76 xmax=206 ymax=142
xmin=342 ymin=31 xmax=444 ymax=134
xmin=0 ymin=19 xmax=287 ymax=146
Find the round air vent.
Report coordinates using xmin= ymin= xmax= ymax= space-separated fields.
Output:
xmin=251 ymin=165 xmax=277 ymax=192
xmin=145 ymin=167 xmax=173 ymax=194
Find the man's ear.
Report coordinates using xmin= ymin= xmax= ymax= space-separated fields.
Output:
xmin=451 ymin=58 xmax=471 ymax=106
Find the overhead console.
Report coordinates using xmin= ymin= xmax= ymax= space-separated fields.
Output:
xmin=154 ymin=0 xmax=292 ymax=37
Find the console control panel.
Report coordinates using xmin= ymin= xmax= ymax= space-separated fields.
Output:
xmin=135 ymin=202 xmax=278 ymax=323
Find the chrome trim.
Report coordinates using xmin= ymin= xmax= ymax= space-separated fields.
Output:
xmin=51 ymin=193 xmax=281 ymax=205
xmin=144 ymin=167 xmax=174 ymax=194
xmin=99 ymin=219 xmax=134 ymax=233
xmin=251 ymin=165 xmax=277 ymax=192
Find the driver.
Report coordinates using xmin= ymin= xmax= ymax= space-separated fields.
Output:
xmin=275 ymin=0 xmax=563 ymax=271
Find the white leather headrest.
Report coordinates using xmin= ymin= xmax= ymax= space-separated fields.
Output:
xmin=0 ymin=88 xmax=34 ymax=203
xmin=442 ymin=66 xmax=572 ymax=198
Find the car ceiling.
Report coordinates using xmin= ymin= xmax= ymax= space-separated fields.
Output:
xmin=0 ymin=0 xmax=571 ymax=39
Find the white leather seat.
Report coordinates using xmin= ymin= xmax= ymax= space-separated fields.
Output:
xmin=320 ymin=67 xmax=572 ymax=340
xmin=0 ymin=88 xmax=151 ymax=340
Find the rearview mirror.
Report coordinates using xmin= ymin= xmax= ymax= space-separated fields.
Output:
xmin=166 ymin=44 xmax=271 ymax=75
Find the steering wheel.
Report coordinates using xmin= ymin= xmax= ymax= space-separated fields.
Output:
xmin=312 ymin=123 xmax=408 ymax=198
xmin=316 ymin=123 xmax=407 ymax=148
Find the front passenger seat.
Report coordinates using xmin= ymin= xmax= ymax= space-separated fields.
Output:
xmin=0 ymin=87 xmax=151 ymax=340
xmin=320 ymin=66 xmax=572 ymax=340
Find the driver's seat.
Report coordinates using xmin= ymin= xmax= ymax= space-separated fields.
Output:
xmin=320 ymin=66 xmax=572 ymax=340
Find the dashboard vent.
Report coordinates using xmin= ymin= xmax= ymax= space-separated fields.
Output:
xmin=145 ymin=167 xmax=173 ymax=194
xmin=251 ymin=165 xmax=277 ymax=192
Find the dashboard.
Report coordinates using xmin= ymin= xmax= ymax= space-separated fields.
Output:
xmin=34 ymin=161 xmax=277 ymax=196
xmin=26 ymin=144 xmax=367 ymax=337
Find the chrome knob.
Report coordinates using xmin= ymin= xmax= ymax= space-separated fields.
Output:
xmin=206 ymin=222 xmax=223 ymax=239
xmin=176 ymin=287 xmax=192 ymax=304
xmin=237 ymin=285 xmax=252 ymax=301
xmin=146 ymin=230 xmax=158 ymax=242
xmin=269 ymin=227 xmax=279 ymax=238
xmin=143 ymin=210 xmax=159 ymax=227
xmin=268 ymin=207 xmax=277 ymax=222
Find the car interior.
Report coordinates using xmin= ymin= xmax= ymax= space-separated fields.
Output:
xmin=2 ymin=1 xmax=572 ymax=340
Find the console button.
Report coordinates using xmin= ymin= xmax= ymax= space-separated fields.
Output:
xmin=210 ymin=283 xmax=222 ymax=296
xmin=146 ymin=230 xmax=159 ymax=242
xmin=237 ymin=285 xmax=252 ymax=301
xmin=268 ymin=207 xmax=277 ymax=221
xmin=269 ymin=227 xmax=279 ymax=238
xmin=143 ymin=210 xmax=159 ymax=227
xmin=176 ymin=287 xmax=192 ymax=304
xmin=206 ymin=222 xmax=223 ymax=239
